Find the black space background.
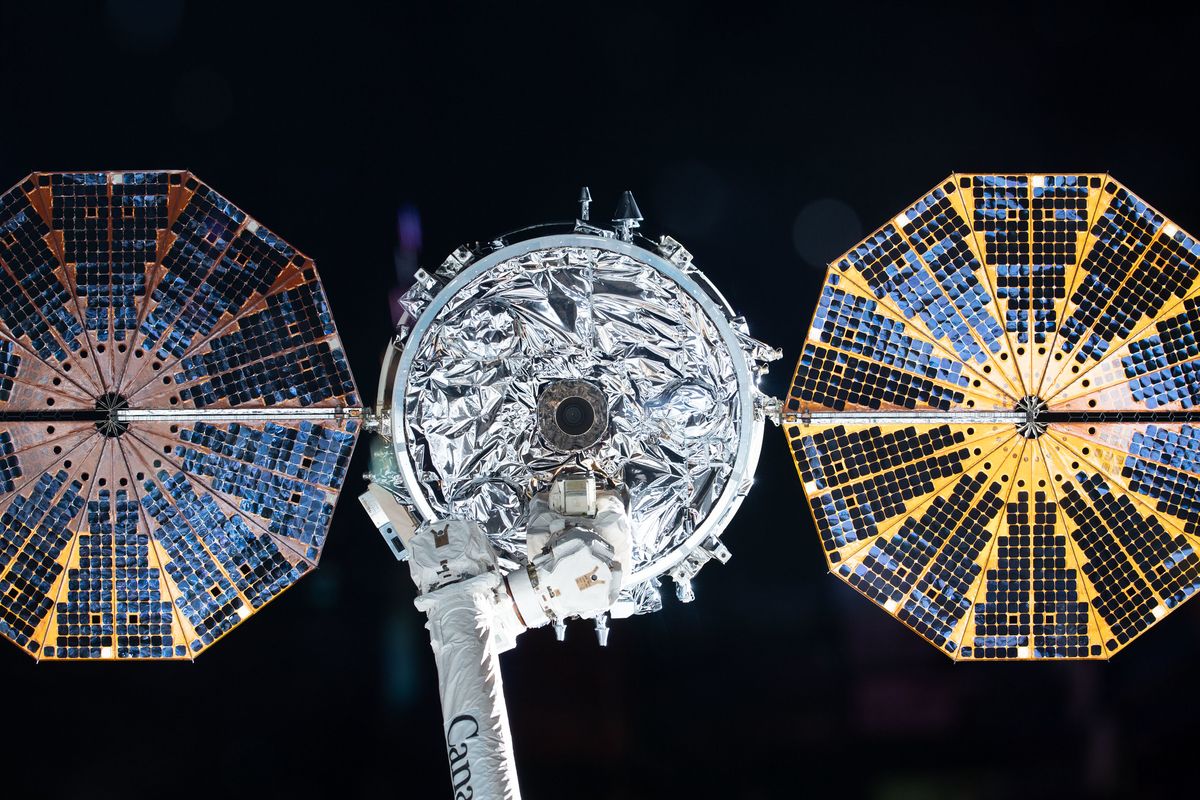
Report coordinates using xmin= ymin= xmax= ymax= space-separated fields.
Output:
xmin=2 ymin=2 xmax=1199 ymax=799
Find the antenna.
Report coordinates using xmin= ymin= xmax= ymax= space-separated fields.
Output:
xmin=612 ymin=189 xmax=643 ymax=241
xmin=578 ymin=186 xmax=592 ymax=221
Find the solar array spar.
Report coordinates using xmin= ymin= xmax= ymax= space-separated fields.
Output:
xmin=786 ymin=174 xmax=1200 ymax=660
xmin=0 ymin=171 xmax=360 ymax=660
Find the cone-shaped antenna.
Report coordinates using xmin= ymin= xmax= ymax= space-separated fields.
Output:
xmin=612 ymin=190 xmax=643 ymax=240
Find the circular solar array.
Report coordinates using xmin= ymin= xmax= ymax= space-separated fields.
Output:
xmin=787 ymin=174 xmax=1200 ymax=660
xmin=0 ymin=171 xmax=359 ymax=660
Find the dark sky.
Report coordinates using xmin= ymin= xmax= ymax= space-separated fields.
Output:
xmin=1 ymin=2 xmax=1198 ymax=798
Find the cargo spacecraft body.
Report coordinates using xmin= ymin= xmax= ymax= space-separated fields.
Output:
xmin=359 ymin=194 xmax=779 ymax=797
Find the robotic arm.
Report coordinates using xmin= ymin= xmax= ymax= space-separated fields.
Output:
xmin=362 ymin=471 xmax=631 ymax=800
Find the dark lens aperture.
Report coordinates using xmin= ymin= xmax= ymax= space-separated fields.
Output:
xmin=555 ymin=396 xmax=595 ymax=436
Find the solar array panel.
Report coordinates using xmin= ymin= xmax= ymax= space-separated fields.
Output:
xmin=0 ymin=171 xmax=359 ymax=660
xmin=788 ymin=174 xmax=1200 ymax=659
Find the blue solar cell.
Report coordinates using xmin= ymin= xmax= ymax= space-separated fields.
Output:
xmin=1124 ymin=297 xmax=1200 ymax=407
xmin=1130 ymin=362 xmax=1200 ymax=408
xmin=841 ymin=472 xmax=1003 ymax=653
xmin=1067 ymin=468 xmax=1199 ymax=617
xmin=0 ymin=186 xmax=83 ymax=362
xmin=900 ymin=478 xmax=1004 ymax=653
xmin=167 ymin=280 xmax=358 ymax=408
xmin=50 ymin=173 xmax=111 ymax=342
xmin=0 ymin=430 xmax=21 ymax=493
xmin=178 ymin=340 xmax=356 ymax=409
xmin=968 ymin=489 xmax=1036 ymax=659
xmin=53 ymin=486 xmax=114 ymax=658
xmin=811 ymin=278 xmax=969 ymax=389
xmin=0 ymin=339 xmax=18 ymax=403
xmin=175 ymin=282 xmax=333 ymax=381
xmin=793 ymin=343 xmax=965 ymax=411
xmin=110 ymin=173 xmax=172 ymax=341
xmin=1130 ymin=424 xmax=1200 ymax=473
xmin=112 ymin=488 xmax=176 ymax=658
xmin=969 ymin=176 xmax=1030 ymax=344
xmin=1029 ymin=491 xmax=1090 ymax=659
xmin=173 ymin=420 xmax=355 ymax=557
xmin=902 ymin=185 xmax=1006 ymax=354
xmin=1058 ymin=186 xmax=1162 ymax=361
xmin=140 ymin=471 xmax=247 ymax=651
xmin=139 ymin=183 xmax=247 ymax=356
xmin=180 ymin=420 xmax=354 ymax=489
xmin=839 ymin=224 xmax=985 ymax=364
xmin=1058 ymin=474 xmax=1157 ymax=650
xmin=1030 ymin=176 xmax=1090 ymax=342
xmin=158 ymin=470 xmax=303 ymax=610
xmin=795 ymin=425 xmax=969 ymax=557
xmin=0 ymin=471 xmax=86 ymax=652
xmin=158 ymin=225 xmax=294 ymax=359
xmin=1123 ymin=454 xmax=1200 ymax=536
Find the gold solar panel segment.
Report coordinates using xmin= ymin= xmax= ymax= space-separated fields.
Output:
xmin=809 ymin=177 xmax=1023 ymax=405
xmin=789 ymin=174 xmax=1200 ymax=660
xmin=952 ymin=174 xmax=1108 ymax=395
xmin=785 ymin=422 xmax=1017 ymax=565
xmin=1043 ymin=217 xmax=1200 ymax=410
xmin=1037 ymin=177 xmax=1200 ymax=404
xmin=0 ymin=171 xmax=361 ymax=661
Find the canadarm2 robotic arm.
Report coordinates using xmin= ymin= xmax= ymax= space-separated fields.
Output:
xmin=362 ymin=472 xmax=631 ymax=800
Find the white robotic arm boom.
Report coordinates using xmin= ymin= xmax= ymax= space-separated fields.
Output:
xmin=366 ymin=472 xmax=631 ymax=800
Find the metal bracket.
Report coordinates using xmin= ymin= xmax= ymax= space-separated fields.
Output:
xmin=756 ymin=394 xmax=783 ymax=426
xmin=573 ymin=220 xmax=615 ymax=238
xmin=116 ymin=406 xmax=361 ymax=423
xmin=657 ymin=235 xmax=694 ymax=270
xmin=359 ymin=484 xmax=418 ymax=561
xmin=669 ymin=534 xmax=732 ymax=602
xmin=412 ymin=267 xmax=440 ymax=293
xmin=780 ymin=409 xmax=1027 ymax=426
xmin=360 ymin=407 xmax=383 ymax=434
xmin=435 ymin=245 xmax=476 ymax=280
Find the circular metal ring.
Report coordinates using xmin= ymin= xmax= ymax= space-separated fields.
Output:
xmin=390 ymin=232 xmax=763 ymax=585
xmin=538 ymin=379 xmax=608 ymax=450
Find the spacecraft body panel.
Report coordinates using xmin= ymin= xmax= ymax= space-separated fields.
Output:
xmin=373 ymin=230 xmax=778 ymax=615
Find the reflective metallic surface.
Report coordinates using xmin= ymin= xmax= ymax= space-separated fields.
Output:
xmin=384 ymin=232 xmax=775 ymax=608
xmin=537 ymin=378 xmax=609 ymax=452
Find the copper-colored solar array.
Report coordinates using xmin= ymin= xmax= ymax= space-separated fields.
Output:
xmin=0 ymin=171 xmax=359 ymax=660
xmin=787 ymin=174 xmax=1200 ymax=660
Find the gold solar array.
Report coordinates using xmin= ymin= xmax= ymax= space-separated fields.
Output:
xmin=0 ymin=172 xmax=360 ymax=660
xmin=787 ymin=174 xmax=1200 ymax=659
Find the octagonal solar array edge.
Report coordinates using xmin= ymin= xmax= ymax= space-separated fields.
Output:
xmin=787 ymin=172 xmax=1200 ymax=660
xmin=0 ymin=170 xmax=361 ymax=660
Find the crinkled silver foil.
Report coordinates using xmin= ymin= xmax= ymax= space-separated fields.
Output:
xmin=399 ymin=245 xmax=743 ymax=586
